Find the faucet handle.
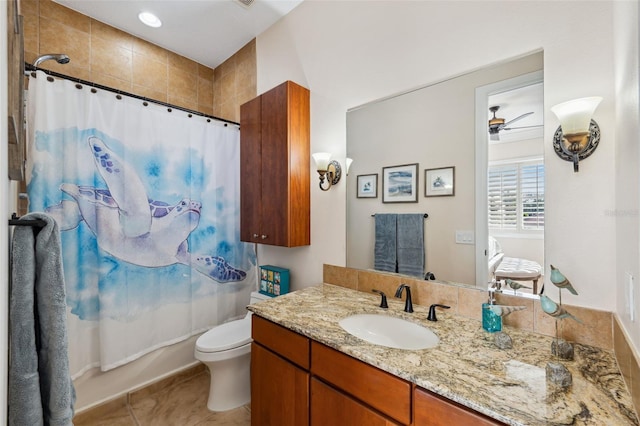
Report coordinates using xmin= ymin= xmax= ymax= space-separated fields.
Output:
xmin=372 ymin=289 xmax=388 ymax=309
xmin=427 ymin=304 xmax=451 ymax=321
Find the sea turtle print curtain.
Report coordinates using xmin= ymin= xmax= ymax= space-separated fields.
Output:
xmin=26 ymin=71 xmax=257 ymax=375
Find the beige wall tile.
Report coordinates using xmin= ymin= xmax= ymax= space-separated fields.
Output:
xmin=133 ymin=53 xmax=167 ymax=93
xmin=198 ymin=64 xmax=213 ymax=80
xmin=132 ymin=38 xmax=167 ymax=63
xmin=90 ymin=72 xmax=132 ymax=93
xmin=168 ymin=51 xmax=198 ymax=74
xmin=132 ymin=85 xmax=167 ymax=103
xmin=168 ymin=66 xmax=197 ymax=100
xmin=39 ymin=17 xmax=90 ymax=67
xmin=614 ymin=316 xmax=633 ymax=395
xmin=167 ymin=95 xmax=199 ymax=112
xmin=560 ymin=305 xmax=612 ymax=350
xmin=25 ymin=0 xmax=253 ymax=124
xmin=494 ymin=293 xmax=535 ymax=331
xmin=23 ymin=13 xmax=38 ymax=55
xmin=323 ymin=264 xmax=358 ymax=290
xmin=20 ymin=0 xmax=39 ymax=17
xmin=457 ymin=287 xmax=487 ymax=321
xmin=219 ymin=71 xmax=236 ymax=101
xmin=198 ymin=105 xmax=214 ymax=116
xmin=91 ymin=37 xmax=132 ymax=82
xmin=39 ymin=0 xmax=90 ymax=33
xmin=409 ymin=279 xmax=458 ymax=313
xmin=357 ymin=270 xmax=402 ymax=299
xmin=91 ymin=19 xmax=133 ymax=50
xmin=197 ymin=76 xmax=213 ymax=107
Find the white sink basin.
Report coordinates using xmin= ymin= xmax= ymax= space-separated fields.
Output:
xmin=339 ymin=314 xmax=439 ymax=350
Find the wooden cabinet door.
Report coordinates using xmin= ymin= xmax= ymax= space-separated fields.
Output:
xmin=260 ymin=82 xmax=289 ymax=246
xmin=239 ymin=81 xmax=309 ymax=247
xmin=311 ymin=378 xmax=401 ymax=426
xmin=240 ymin=95 xmax=262 ymax=243
xmin=414 ymin=387 xmax=504 ymax=426
xmin=251 ymin=343 xmax=309 ymax=426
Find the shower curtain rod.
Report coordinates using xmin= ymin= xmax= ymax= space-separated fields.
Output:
xmin=24 ymin=63 xmax=240 ymax=127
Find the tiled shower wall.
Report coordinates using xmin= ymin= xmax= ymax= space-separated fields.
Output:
xmin=20 ymin=0 xmax=256 ymax=122
xmin=17 ymin=0 xmax=256 ymax=214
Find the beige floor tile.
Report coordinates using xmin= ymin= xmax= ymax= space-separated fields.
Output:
xmin=194 ymin=405 xmax=251 ymax=425
xmin=130 ymin=372 xmax=213 ymax=426
xmin=73 ymin=397 xmax=136 ymax=426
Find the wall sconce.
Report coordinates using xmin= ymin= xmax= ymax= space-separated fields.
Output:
xmin=345 ymin=157 xmax=353 ymax=175
xmin=312 ymin=152 xmax=342 ymax=191
xmin=551 ymin=97 xmax=602 ymax=172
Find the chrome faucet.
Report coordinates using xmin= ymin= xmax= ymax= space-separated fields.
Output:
xmin=394 ymin=284 xmax=413 ymax=313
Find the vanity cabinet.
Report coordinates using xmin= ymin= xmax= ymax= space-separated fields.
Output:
xmin=251 ymin=314 xmax=504 ymax=426
xmin=414 ymin=387 xmax=504 ymax=425
xmin=311 ymin=342 xmax=411 ymax=425
xmin=239 ymin=81 xmax=310 ymax=247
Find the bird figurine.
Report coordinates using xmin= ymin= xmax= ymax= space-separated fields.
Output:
xmin=485 ymin=304 xmax=527 ymax=318
xmin=550 ymin=265 xmax=579 ymax=295
xmin=540 ymin=294 xmax=582 ymax=323
xmin=505 ymin=279 xmax=531 ymax=293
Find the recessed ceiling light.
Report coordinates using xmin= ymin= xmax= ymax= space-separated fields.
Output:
xmin=138 ymin=12 xmax=162 ymax=28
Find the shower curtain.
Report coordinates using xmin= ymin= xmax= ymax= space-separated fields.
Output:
xmin=25 ymin=71 xmax=258 ymax=376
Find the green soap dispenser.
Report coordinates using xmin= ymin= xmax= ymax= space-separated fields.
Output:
xmin=482 ymin=283 xmax=502 ymax=333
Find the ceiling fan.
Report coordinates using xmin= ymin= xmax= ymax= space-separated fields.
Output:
xmin=488 ymin=105 xmax=536 ymax=141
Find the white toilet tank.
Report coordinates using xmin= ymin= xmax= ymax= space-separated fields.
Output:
xmin=249 ymin=291 xmax=272 ymax=306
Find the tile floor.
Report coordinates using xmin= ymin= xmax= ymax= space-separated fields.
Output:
xmin=73 ymin=370 xmax=251 ymax=426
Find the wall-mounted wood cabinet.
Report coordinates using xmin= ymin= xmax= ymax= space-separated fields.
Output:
xmin=240 ymin=81 xmax=310 ymax=247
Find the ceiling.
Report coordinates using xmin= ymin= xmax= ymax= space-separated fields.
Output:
xmin=53 ymin=0 xmax=304 ymax=69
xmin=487 ymin=82 xmax=544 ymax=143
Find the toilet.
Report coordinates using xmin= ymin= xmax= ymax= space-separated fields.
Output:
xmin=195 ymin=291 xmax=271 ymax=411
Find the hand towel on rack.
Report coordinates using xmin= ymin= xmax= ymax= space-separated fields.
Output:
xmin=396 ymin=214 xmax=425 ymax=278
xmin=374 ymin=213 xmax=397 ymax=272
xmin=9 ymin=212 xmax=76 ymax=426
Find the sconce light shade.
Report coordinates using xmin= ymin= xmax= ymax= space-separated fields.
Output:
xmin=312 ymin=152 xmax=332 ymax=171
xmin=551 ymin=97 xmax=602 ymax=173
xmin=345 ymin=157 xmax=353 ymax=175
xmin=312 ymin=152 xmax=342 ymax=191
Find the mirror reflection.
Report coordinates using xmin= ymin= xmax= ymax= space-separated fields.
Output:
xmin=346 ymin=51 xmax=543 ymax=291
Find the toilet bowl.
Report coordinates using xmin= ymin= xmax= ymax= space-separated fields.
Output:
xmin=194 ymin=291 xmax=271 ymax=412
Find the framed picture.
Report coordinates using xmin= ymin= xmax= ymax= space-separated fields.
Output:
xmin=382 ymin=163 xmax=419 ymax=203
xmin=425 ymin=166 xmax=455 ymax=197
xmin=357 ymin=174 xmax=378 ymax=198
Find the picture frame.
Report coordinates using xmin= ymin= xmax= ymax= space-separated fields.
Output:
xmin=382 ymin=163 xmax=419 ymax=203
xmin=356 ymin=174 xmax=378 ymax=198
xmin=425 ymin=166 xmax=455 ymax=197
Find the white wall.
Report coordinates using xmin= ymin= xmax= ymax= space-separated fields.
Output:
xmin=257 ymin=1 xmax=617 ymax=310
xmin=614 ymin=0 xmax=640 ymax=352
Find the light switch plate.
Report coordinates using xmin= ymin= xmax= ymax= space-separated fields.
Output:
xmin=455 ymin=230 xmax=475 ymax=245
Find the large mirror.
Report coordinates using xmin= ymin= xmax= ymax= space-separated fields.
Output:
xmin=346 ymin=51 xmax=543 ymax=291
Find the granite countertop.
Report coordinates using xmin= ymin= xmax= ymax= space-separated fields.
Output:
xmin=247 ymin=283 xmax=639 ymax=426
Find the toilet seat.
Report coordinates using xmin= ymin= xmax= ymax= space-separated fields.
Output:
xmin=196 ymin=316 xmax=251 ymax=353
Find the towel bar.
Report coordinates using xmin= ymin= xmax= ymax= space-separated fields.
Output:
xmin=8 ymin=212 xmax=46 ymax=228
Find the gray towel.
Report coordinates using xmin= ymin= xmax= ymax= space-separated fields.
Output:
xmin=374 ymin=214 xmax=397 ymax=272
xmin=397 ymin=214 xmax=425 ymax=278
xmin=9 ymin=212 xmax=76 ymax=426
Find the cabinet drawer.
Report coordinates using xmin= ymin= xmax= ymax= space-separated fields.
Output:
xmin=414 ymin=387 xmax=504 ymax=426
xmin=311 ymin=378 xmax=401 ymax=426
xmin=311 ymin=342 xmax=411 ymax=425
xmin=252 ymin=315 xmax=310 ymax=369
